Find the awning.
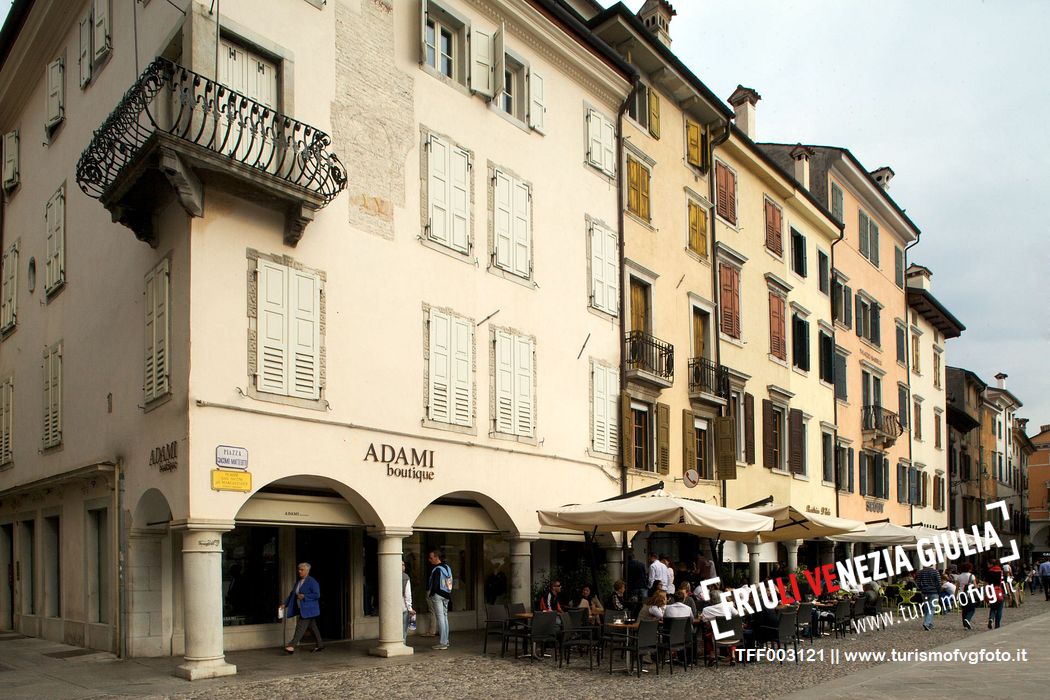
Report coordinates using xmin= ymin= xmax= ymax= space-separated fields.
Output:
xmin=828 ymin=521 xmax=919 ymax=545
xmin=744 ymin=504 xmax=866 ymax=542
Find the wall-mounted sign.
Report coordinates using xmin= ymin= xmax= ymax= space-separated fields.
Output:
xmin=216 ymin=445 xmax=249 ymax=470
xmin=865 ymin=500 xmax=885 ymax=513
xmin=806 ymin=505 xmax=832 ymax=516
xmin=364 ymin=443 xmax=436 ymax=482
xmin=212 ymin=469 xmax=252 ymax=492
xmin=149 ymin=441 xmax=179 ymax=473
xmin=859 ymin=349 xmax=882 ymax=366
xmin=683 ymin=469 xmax=700 ymax=488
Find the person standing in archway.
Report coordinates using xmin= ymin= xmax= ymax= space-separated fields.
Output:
xmin=282 ymin=562 xmax=323 ymax=653
xmin=427 ymin=549 xmax=453 ymax=650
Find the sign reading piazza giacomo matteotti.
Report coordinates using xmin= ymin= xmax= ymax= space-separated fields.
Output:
xmin=364 ymin=442 xmax=436 ymax=482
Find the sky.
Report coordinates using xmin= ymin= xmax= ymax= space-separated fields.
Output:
xmin=608 ymin=0 xmax=1050 ymax=433
xmin=0 ymin=0 xmax=1045 ymax=429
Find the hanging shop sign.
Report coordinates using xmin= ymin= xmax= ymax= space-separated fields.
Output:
xmin=212 ymin=469 xmax=252 ymax=492
xmin=364 ymin=442 xmax=437 ymax=482
xmin=149 ymin=441 xmax=179 ymax=473
xmin=215 ymin=445 xmax=249 ymax=470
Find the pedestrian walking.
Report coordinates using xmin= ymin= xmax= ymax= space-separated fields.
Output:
xmin=282 ymin=562 xmax=324 ymax=653
xmin=986 ymin=558 xmax=1005 ymax=629
xmin=427 ymin=549 xmax=453 ymax=650
xmin=916 ymin=562 xmax=941 ymax=631
xmin=1039 ymin=558 xmax=1050 ymax=600
xmin=956 ymin=562 xmax=978 ymax=629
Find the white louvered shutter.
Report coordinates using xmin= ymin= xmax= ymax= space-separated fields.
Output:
xmin=602 ymin=223 xmax=619 ymax=313
xmin=514 ymin=335 xmax=534 ymax=436
xmin=449 ymin=144 xmax=470 ymax=253
xmin=219 ymin=40 xmax=246 ymax=93
xmin=528 ymin=69 xmax=545 ymax=133
xmin=79 ymin=16 xmax=92 ymax=87
xmin=428 ymin=309 xmax=451 ymax=423
xmin=428 ymin=135 xmax=450 ymax=246
xmin=494 ymin=330 xmax=514 ymax=434
xmin=0 ymin=379 xmax=12 ymax=465
xmin=1 ymin=244 xmax=17 ymax=332
xmin=605 ymin=367 xmax=618 ymax=453
xmin=470 ymin=28 xmax=493 ymax=97
xmin=93 ymin=0 xmax=111 ymax=61
xmin=256 ymin=261 xmax=289 ymax=395
xmin=451 ymin=316 xmax=473 ymax=427
xmin=288 ymin=269 xmax=321 ymax=400
xmin=246 ymin=54 xmax=278 ymax=110
xmin=493 ymin=171 xmax=513 ymax=270
xmin=492 ymin=25 xmax=505 ymax=102
xmin=43 ymin=345 xmax=62 ymax=448
xmin=590 ymin=223 xmax=607 ymax=312
xmin=601 ymin=115 xmax=616 ymax=175
xmin=46 ymin=58 xmax=64 ymax=128
xmin=511 ymin=179 xmax=530 ymax=277
xmin=586 ymin=109 xmax=602 ymax=169
xmin=45 ymin=188 xmax=65 ymax=293
xmin=2 ymin=131 xmax=18 ymax=189
xmin=419 ymin=0 xmax=429 ymax=65
xmin=144 ymin=266 xmax=156 ymax=401
xmin=145 ymin=260 xmax=171 ymax=403
xmin=592 ymin=363 xmax=608 ymax=453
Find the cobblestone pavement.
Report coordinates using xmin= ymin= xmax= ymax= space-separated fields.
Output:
xmin=150 ymin=599 xmax=1050 ymax=700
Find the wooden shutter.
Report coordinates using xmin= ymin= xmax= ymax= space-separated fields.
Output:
xmin=882 ymin=457 xmax=890 ymax=500
xmin=45 ymin=187 xmax=65 ymax=294
xmin=79 ymin=16 xmax=92 ymax=87
xmin=895 ymin=247 xmax=904 ymax=288
xmin=869 ymin=221 xmax=880 ymax=267
xmin=43 ymin=344 xmax=62 ymax=448
xmin=859 ymin=453 xmax=868 ymax=496
xmin=897 ymin=463 xmax=907 ymax=503
xmin=419 ymin=0 xmax=429 ymax=65
xmin=831 ymin=183 xmax=843 ymax=220
xmin=427 ymin=135 xmax=450 ymax=246
xmin=46 ymin=58 xmax=64 ymax=129
xmin=871 ymin=305 xmax=881 ymax=345
xmin=587 ymin=109 xmax=602 ymax=169
xmin=1 ymin=244 xmax=17 ymax=332
xmin=92 ymin=0 xmax=111 ymax=62
xmin=621 ymin=393 xmax=634 ymax=469
xmin=682 ymin=409 xmax=696 ymax=473
xmin=858 ymin=210 xmax=869 ymax=259
xmin=686 ymin=121 xmax=701 ymax=167
xmin=715 ymin=416 xmax=737 ymax=480
xmin=761 ymin=399 xmax=774 ymax=469
xmin=470 ymin=28 xmax=494 ymax=97
xmin=511 ymin=178 xmax=531 ymax=277
xmin=0 ymin=379 xmax=11 ymax=465
xmin=769 ymin=293 xmax=785 ymax=360
xmin=493 ymin=170 xmax=513 ymax=270
xmin=492 ymin=24 xmax=505 ymax=101
xmin=494 ymin=330 xmax=514 ymax=434
xmin=688 ymin=200 xmax=707 ymax=256
xmin=843 ymin=286 xmax=852 ymax=328
xmin=257 ymin=261 xmax=289 ymax=395
xmin=765 ymin=201 xmax=782 ymax=254
xmin=847 ymin=448 xmax=854 ymax=493
xmin=726 ymin=167 xmax=736 ymax=223
xmin=601 ymin=113 xmax=616 ymax=175
xmin=656 ymin=402 xmax=670 ymax=474
xmin=715 ymin=162 xmax=729 ymax=220
xmin=744 ymin=392 xmax=755 ymax=464
xmin=647 ymin=87 xmax=660 ymax=139
xmin=2 ymin=131 xmax=17 ymax=190
xmin=528 ymin=69 xmax=545 ymax=133
xmin=718 ymin=265 xmax=733 ymax=336
xmin=908 ymin=466 xmax=917 ymax=504
xmin=144 ymin=259 xmax=170 ymax=403
xmin=590 ymin=222 xmax=618 ymax=314
xmin=638 ymin=163 xmax=650 ymax=220
xmin=788 ymin=408 xmax=803 ymax=474
xmin=428 ymin=309 xmax=451 ymax=422
xmin=692 ymin=307 xmax=706 ymax=359
xmin=449 ymin=145 xmax=470 ymax=253
xmin=451 ymin=316 xmax=472 ymax=427
xmin=288 ymin=269 xmax=321 ymax=400
xmin=514 ymin=335 xmax=534 ymax=436
xmin=854 ymin=296 xmax=863 ymax=338
xmin=630 ymin=278 xmax=648 ymax=334
xmin=627 ymin=158 xmax=640 ymax=216
xmin=593 ymin=364 xmax=617 ymax=454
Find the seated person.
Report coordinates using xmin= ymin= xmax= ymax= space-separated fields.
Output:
xmin=700 ymin=589 xmax=733 ymax=625
xmin=677 ymin=583 xmax=699 ymax=618
xmin=536 ymin=580 xmax=563 ymax=613
xmin=748 ymin=605 xmax=779 ymax=646
xmin=571 ymin=584 xmax=603 ymax=617
xmin=605 ymin=580 xmax=628 ymax=612
xmin=862 ymin=582 xmax=879 ymax=615
xmin=664 ymin=590 xmax=694 ymax=619
xmin=638 ymin=590 xmax=667 ymax=622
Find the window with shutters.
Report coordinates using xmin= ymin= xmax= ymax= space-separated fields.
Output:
xmin=424 ymin=131 xmax=472 ymax=256
xmin=626 ymin=83 xmax=660 ymax=140
xmin=821 ymin=430 xmax=834 ymax=484
xmin=933 ymin=350 xmax=942 ymax=389
xmin=831 ymin=274 xmax=852 ymax=329
xmin=818 ymin=330 xmax=834 ymax=384
xmin=895 ymin=322 xmax=907 ymax=365
xmin=420 ymin=1 xmax=468 ymax=87
xmin=833 ymin=350 xmax=848 ymax=402
xmin=42 ymin=343 xmax=62 ymax=449
xmin=730 ymin=390 xmax=746 ymax=463
xmin=684 ymin=119 xmax=709 ymax=172
xmin=913 ymin=398 xmax=922 ymax=440
xmin=911 ymin=332 xmax=921 ymax=373
xmin=499 ymin=53 xmax=527 ymax=123
xmin=792 ymin=413 xmax=809 ymax=477
xmin=768 ymin=291 xmax=786 ymax=361
xmin=425 ymin=306 xmax=474 ymax=430
xmin=248 ymin=254 xmax=325 ymax=405
xmin=686 ymin=197 xmax=709 ymax=258
xmin=0 ymin=376 xmax=12 ymax=465
xmin=588 ymin=218 xmax=618 ymax=315
xmin=830 ymin=182 xmax=844 ymax=221
xmin=898 ymin=384 xmax=909 ymax=429
xmin=934 ymin=409 xmax=943 ymax=449
xmin=718 ymin=262 xmax=741 ymax=339
xmin=858 ymin=209 xmax=880 ymax=267
xmin=769 ymin=404 xmax=786 ymax=471
xmin=590 ymin=361 xmax=618 ymax=455
xmin=45 ymin=57 xmax=65 ymax=135
xmin=3 ymin=130 xmax=19 ymax=191
xmin=854 ymin=293 xmax=881 ymax=346
xmin=763 ymin=198 xmax=783 ymax=255
xmin=894 ymin=246 xmax=905 ymax=288
xmin=143 ymin=259 xmax=171 ymax=405
xmin=586 ymin=108 xmax=616 ymax=177
xmin=714 ymin=160 xmax=737 ymax=225
xmin=791 ymin=313 xmax=810 ymax=372
xmin=491 ymin=328 xmax=535 ymax=440
xmin=625 ymin=155 xmax=651 ymax=222
xmin=790 ymin=228 xmax=807 ymax=277
xmin=45 ymin=186 xmax=65 ymax=297
xmin=489 ymin=166 xmax=532 ymax=279
xmin=92 ymin=0 xmax=111 ymax=63
xmin=835 ymin=442 xmax=853 ymax=493
xmin=631 ymin=401 xmax=654 ymax=472
xmin=694 ymin=417 xmax=711 ymax=480
xmin=1 ymin=242 xmax=18 ymax=334
xmin=817 ymin=250 xmax=829 ymax=294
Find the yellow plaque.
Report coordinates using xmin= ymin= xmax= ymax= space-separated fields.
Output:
xmin=212 ymin=469 xmax=252 ymax=492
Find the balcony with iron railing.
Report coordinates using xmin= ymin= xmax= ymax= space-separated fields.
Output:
xmin=862 ymin=405 xmax=903 ymax=449
xmin=76 ymin=58 xmax=346 ymax=247
xmin=625 ymin=331 xmax=674 ymax=389
xmin=688 ymin=357 xmax=729 ymax=401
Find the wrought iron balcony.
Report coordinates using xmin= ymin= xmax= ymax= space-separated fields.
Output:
xmin=688 ymin=357 xmax=729 ymax=400
xmin=625 ymin=331 xmax=674 ymax=388
xmin=76 ymin=57 xmax=346 ymax=246
xmin=862 ymin=405 xmax=903 ymax=448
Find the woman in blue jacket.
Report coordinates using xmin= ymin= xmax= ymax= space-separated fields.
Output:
xmin=283 ymin=562 xmax=323 ymax=653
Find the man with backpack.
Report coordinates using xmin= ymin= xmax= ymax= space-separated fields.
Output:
xmin=427 ymin=549 xmax=453 ymax=650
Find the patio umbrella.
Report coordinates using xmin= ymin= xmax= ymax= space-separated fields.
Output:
xmin=537 ymin=489 xmax=774 ymax=542
xmin=827 ymin=521 xmax=919 ymax=545
xmin=743 ymin=504 xmax=866 ymax=542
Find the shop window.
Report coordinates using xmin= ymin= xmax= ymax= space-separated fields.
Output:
xmin=222 ymin=526 xmax=281 ymax=626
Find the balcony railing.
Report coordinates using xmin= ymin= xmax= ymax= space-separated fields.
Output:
xmin=862 ymin=405 xmax=903 ymax=439
xmin=688 ymin=357 xmax=729 ymax=398
xmin=625 ymin=331 xmax=674 ymax=383
xmin=76 ymin=58 xmax=345 ymax=244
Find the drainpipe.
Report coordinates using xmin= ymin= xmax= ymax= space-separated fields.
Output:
xmin=904 ymin=230 xmax=921 ymax=525
xmin=117 ymin=457 xmax=128 ymax=659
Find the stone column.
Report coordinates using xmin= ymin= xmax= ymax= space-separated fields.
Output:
xmin=174 ymin=525 xmax=236 ymax=680
xmin=785 ymin=539 xmax=801 ymax=572
xmin=369 ymin=528 xmax=414 ymax=658
xmin=509 ymin=536 xmax=537 ymax=609
xmin=819 ymin=541 xmax=836 ymax=567
xmin=603 ymin=540 xmax=624 ymax=591
xmin=747 ymin=539 xmax=762 ymax=584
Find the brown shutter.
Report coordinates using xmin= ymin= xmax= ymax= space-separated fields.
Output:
xmin=715 ymin=416 xmax=737 ymax=480
xmin=726 ymin=169 xmax=736 ymax=223
xmin=765 ymin=201 xmax=775 ymax=251
xmin=744 ymin=392 xmax=755 ymax=464
xmin=693 ymin=307 xmax=706 ymax=359
xmin=656 ymin=402 xmax=670 ymax=475
xmin=621 ymin=393 xmax=635 ymax=470
xmin=682 ymin=409 xmax=696 ymax=473
xmin=773 ymin=205 xmax=783 ymax=254
xmin=729 ymin=267 xmax=741 ymax=337
xmin=762 ymin=399 xmax=774 ymax=469
xmin=789 ymin=408 xmax=804 ymax=474
xmin=716 ymin=163 xmax=728 ymax=217
xmin=719 ymin=265 xmax=733 ymax=335
xmin=769 ymin=293 xmax=785 ymax=359
xmin=648 ymin=87 xmax=660 ymax=139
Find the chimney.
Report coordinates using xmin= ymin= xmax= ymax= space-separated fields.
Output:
xmin=995 ymin=372 xmax=1008 ymax=389
xmin=790 ymin=144 xmax=814 ymax=190
xmin=728 ymin=85 xmax=761 ymax=140
xmin=871 ymin=166 xmax=895 ymax=189
xmin=637 ymin=0 xmax=676 ymax=48
xmin=905 ymin=263 xmax=932 ymax=291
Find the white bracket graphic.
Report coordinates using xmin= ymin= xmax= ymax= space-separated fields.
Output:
xmin=986 ymin=499 xmax=1020 ymax=563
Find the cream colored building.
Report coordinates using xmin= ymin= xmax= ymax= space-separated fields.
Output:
xmin=0 ymin=0 xmax=633 ymax=679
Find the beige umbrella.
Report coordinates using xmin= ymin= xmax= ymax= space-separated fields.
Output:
xmin=537 ymin=489 xmax=774 ymax=542
xmin=827 ymin=521 xmax=919 ymax=545
xmin=743 ymin=504 xmax=866 ymax=542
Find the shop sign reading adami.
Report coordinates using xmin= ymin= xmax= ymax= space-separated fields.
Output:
xmin=364 ymin=443 xmax=436 ymax=482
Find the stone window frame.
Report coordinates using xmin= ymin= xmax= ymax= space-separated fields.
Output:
xmin=419 ymin=126 xmax=477 ymax=264
xmin=420 ymin=302 xmax=477 ymax=436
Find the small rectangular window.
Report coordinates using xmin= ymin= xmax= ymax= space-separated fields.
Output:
xmin=632 ymin=402 xmax=654 ymax=472
xmin=791 ymin=228 xmax=807 ymax=276
xmin=493 ymin=329 xmax=534 ymax=438
xmin=687 ymin=199 xmax=708 ymax=257
xmin=817 ymin=251 xmax=829 ymax=294
xmin=715 ymin=161 xmax=737 ymax=224
xmin=587 ymin=109 xmax=616 ymax=176
xmin=491 ymin=168 xmax=531 ymax=278
xmin=694 ymin=418 xmax=711 ymax=480
xmin=764 ymin=199 xmax=783 ymax=254
xmin=831 ymin=182 xmax=843 ymax=221
xmin=421 ymin=1 xmax=467 ymax=87
xmin=791 ymin=314 xmax=810 ymax=371
xmin=626 ymin=155 xmax=651 ymax=221
xmin=818 ymin=330 xmax=834 ymax=384
xmin=822 ymin=431 xmax=834 ymax=483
